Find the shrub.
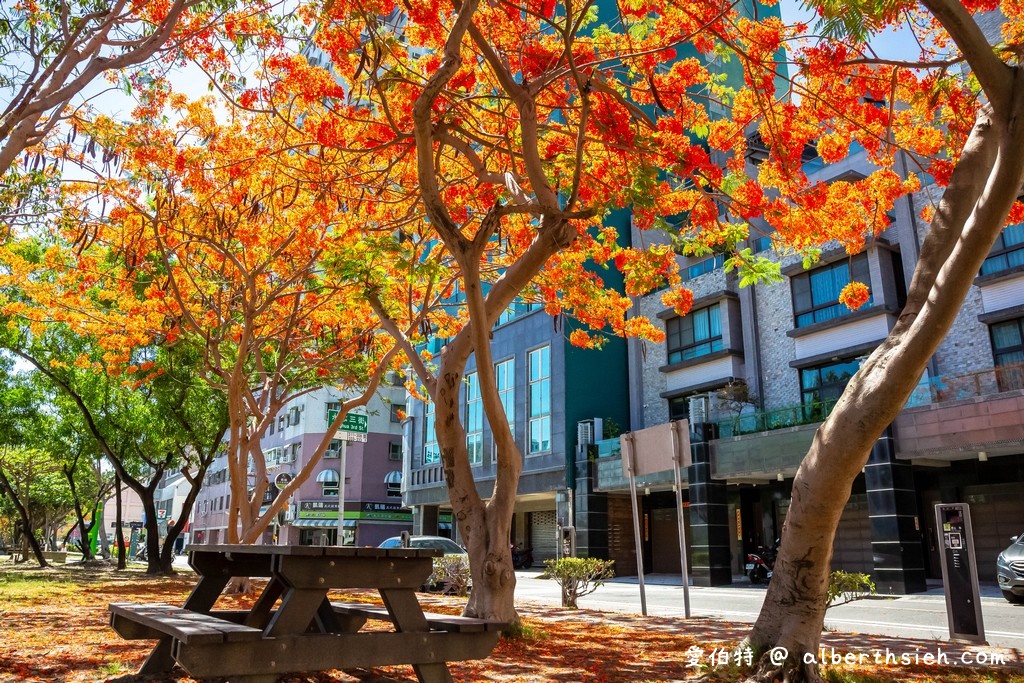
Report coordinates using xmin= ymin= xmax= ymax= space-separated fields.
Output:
xmin=826 ymin=570 xmax=876 ymax=608
xmin=429 ymin=555 xmax=471 ymax=596
xmin=544 ymin=557 xmax=615 ymax=608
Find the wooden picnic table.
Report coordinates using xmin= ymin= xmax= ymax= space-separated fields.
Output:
xmin=108 ymin=543 xmax=505 ymax=683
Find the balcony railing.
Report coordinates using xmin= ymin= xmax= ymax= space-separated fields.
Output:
xmin=406 ymin=464 xmax=446 ymax=489
xmin=594 ymin=437 xmax=622 ymax=459
xmin=906 ymin=363 xmax=1024 ymax=407
xmin=713 ymin=363 xmax=1024 ymax=439
xmin=714 ymin=400 xmax=839 ymax=438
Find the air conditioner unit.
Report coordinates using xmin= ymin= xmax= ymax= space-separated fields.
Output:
xmin=688 ymin=394 xmax=709 ymax=424
xmin=324 ymin=448 xmax=339 ymax=459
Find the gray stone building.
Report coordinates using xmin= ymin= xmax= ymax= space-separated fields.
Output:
xmin=598 ymin=138 xmax=1024 ymax=594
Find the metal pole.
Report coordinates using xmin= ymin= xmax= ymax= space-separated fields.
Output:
xmin=337 ymin=439 xmax=348 ymax=546
xmin=624 ymin=434 xmax=647 ymax=616
xmin=670 ymin=421 xmax=691 ymax=618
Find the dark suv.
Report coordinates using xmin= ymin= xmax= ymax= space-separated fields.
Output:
xmin=996 ymin=533 xmax=1024 ymax=603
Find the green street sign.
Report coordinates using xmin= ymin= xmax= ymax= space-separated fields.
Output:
xmin=340 ymin=413 xmax=367 ymax=433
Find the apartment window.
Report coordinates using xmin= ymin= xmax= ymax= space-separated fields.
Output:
xmin=497 ymin=300 xmax=541 ymax=326
xmin=388 ymin=442 xmax=402 ymax=461
xmin=528 ymin=346 xmax=551 ymax=454
xmin=390 ymin=403 xmax=405 ymax=423
xmin=981 ymin=223 xmax=1024 ymax=276
xmin=278 ymin=416 xmax=285 ymax=430
xmin=465 ymin=373 xmax=483 ymax=465
xmin=800 ymin=358 xmax=860 ymax=418
xmin=686 ymin=254 xmax=725 ymax=279
xmin=423 ymin=401 xmax=440 ymax=464
xmin=791 ymin=254 xmax=871 ymax=328
xmin=496 ymin=358 xmax=515 ymax=438
xmin=324 ymin=439 xmax=342 ymax=458
xmin=385 ymin=471 xmax=402 ymax=497
xmin=991 ymin=317 xmax=1024 ymax=366
xmin=316 ymin=469 xmax=339 ymax=497
xmin=269 ymin=419 xmax=275 ymax=435
xmin=751 ymin=233 xmax=773 ymax=254
xmin=666 ymin=303 xmax=723 ymax=364
xmin=668 ymin=396 xmax=689 ymax=421
xmin=991 ymin=317 xmax=1024 ymax=390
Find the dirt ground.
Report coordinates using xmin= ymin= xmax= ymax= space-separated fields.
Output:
xmin=0 ymin=561 xmax=1021 ymax=683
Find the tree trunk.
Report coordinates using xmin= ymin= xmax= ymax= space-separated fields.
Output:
xmin=0 ymin=468 xmax=48 ymax=568
xmin=433 ymin=338 xmax=520 ymax=626
xmin=115 ymin=475 xmax=127 ymax=570
xmin=745 ymin=98 xmax=1024 ymax=681
xmin=65 ymin=466 xmax=94 ymax=562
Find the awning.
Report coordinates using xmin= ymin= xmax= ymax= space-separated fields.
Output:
xmin=291 ymin=518 xmax=356 ymax=528
xmin=316 ymin=469 xmax=340 ymax=483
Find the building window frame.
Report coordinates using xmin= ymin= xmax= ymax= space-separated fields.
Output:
xmin=385 ymin=471 xmax=402 ymax=497
xmin=992 ymin=317 xmax=1024 ymax=365
xmin=791 ymin=253 xmax=871 ymax=328
xmin=495 ymin=358 xmax=515 ymax=438
xmin=423 ymin=400 xmax=440 ymax=465
xmin=981 ymin=223 xmax=1024 ymax=276
xmin=388 ymin=441 xmax=402 ymax=461
xmin=666 ymin=303 xmax=723 ymax=364
xmin=528 ymin=345 xmax=551 ymax=455
xmin=799 ymin=357 xmax=861 ymax=420
xmin=465 ymin=372 xmax=483 ymax=465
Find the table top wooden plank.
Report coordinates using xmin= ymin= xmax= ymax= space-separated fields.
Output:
xmin=187 ymin=544 xmax=441 ymax=559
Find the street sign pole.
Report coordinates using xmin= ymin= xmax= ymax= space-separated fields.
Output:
xmin=336 ymin=439 xmax=348 ymax=546
xmin=670 ymin=421 xmax=691 ymax=618
xmin=623 ymin=433 xmax=648 ymax=616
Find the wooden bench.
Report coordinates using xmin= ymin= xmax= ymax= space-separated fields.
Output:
xmin=331 ymin=601 xmax=507 ymax=634
xmin=109 ymin=602 xmax=264 ymax=645
xmin=110 ymin=545 xmax=504 ymax=683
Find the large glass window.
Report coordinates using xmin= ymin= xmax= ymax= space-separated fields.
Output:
xmin=791 ymin=254 xmax=871 ymax=327
xmin=465 ymin=373 xmax=483 ymax=465
xmin=496 ymin=358 xmax=515 ymax=438
xmin=992 ymin=317 xmax=1024 ymax=366
xmin=666 ymin=303 xmax=723 ymax=364
xmin=981 ymin=223 xmax=1024 ymax=276
xmin=528 ymin=346 xmax=551 ymax=454
xmin=800 ymin=358 xmax=860 ymax=419
xmin=686 ymin=254 xmax=725 ymax=279
xmin=423 ymin=401 xmax=440 ymax=465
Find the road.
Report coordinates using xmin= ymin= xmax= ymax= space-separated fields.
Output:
xmin=511 ymin=571 xmax=1024 ymax=650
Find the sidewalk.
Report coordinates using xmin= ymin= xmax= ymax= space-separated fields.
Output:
xmin=484 ymin=600 xmax=1024 ymax=674
xmin=605 ymin=572 xmax=1008 ymax=595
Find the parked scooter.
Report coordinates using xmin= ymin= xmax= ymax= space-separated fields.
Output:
xmin=745 ymin=539 xmax=780 ymax=584
xmin=511 ymin=543 xmax=534 ymax=570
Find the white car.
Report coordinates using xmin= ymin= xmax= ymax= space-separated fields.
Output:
xmin=378 ymin=536 xmax=469 ymax=593
xmin=378 ymin=535 xmax=467 ymax=555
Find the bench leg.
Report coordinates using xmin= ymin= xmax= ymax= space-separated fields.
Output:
xmin=138 ymin=637 xmax=176 ymax=675
xmin=412 ymin=662 xmax=455 ymax=683
xmin=380 ymin=589 xmax=456 ymax=683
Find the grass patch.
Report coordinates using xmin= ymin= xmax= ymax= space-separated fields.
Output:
xmin=502 ymin=619 xmax=547 ymax=641
xmin=97 ymin=661 xmax=126 ymax=676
